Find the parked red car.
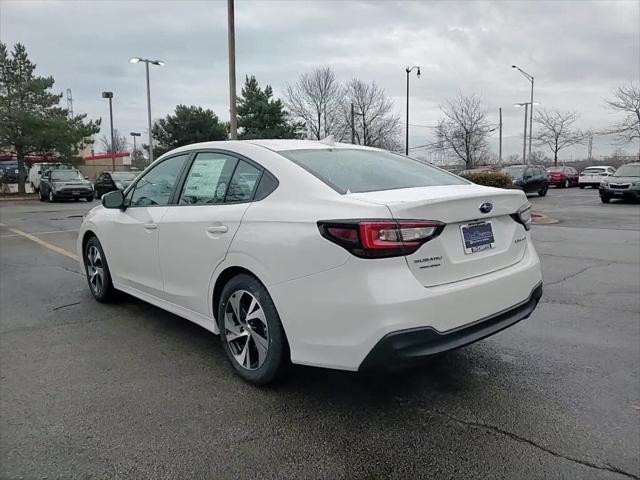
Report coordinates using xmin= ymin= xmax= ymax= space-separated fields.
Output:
xmin=546 ymin=166 xmax=579 ymax=188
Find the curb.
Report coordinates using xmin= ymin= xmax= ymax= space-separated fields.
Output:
xmin=0 ymin=196 xmax=39 ymax=202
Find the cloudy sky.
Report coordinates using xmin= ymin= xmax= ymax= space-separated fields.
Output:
xmin=1 ymin=0 xmax=639 ymax=160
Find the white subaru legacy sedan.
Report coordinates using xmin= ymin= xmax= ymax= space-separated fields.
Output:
xmin=78 ymin=140 xmax=542 ymax=385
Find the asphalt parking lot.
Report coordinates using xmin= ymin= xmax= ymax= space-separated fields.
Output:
xmin=1 ymin=188 xmax=638 ymax=479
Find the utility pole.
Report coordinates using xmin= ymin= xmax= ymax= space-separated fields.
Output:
xmin=522 ymin=103 xmax=528 ymax=165
xmin=499 ymin=107 xmax=503 ymax=166
xmin=227 ymin=0 xmax=238 ymax=140
xmin=587 ymin=132 xmax=593 ymax=161
xmin=529 ymin=76 xmax=534 ymax=160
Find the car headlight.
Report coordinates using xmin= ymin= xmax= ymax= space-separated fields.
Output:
xmin=512 ymin=203 xmax=532 ymax=231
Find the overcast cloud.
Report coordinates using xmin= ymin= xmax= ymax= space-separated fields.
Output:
xmin=1 ymin=0 xmax=639 ymax=159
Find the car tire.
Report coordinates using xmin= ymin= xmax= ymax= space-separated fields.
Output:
xmin=564 ymin=179 xmax=570 ymax=188
xmin=538 ymin=186 xmax=548 ymax=197
xmin=48 ymin=190 xmax=56 ymax=202
xmin=217 ymin=273 xmax=289 ymax=385
xmin=83 ymin=236 xmax=116 ymax=303
xmin=39 ymin=190 xmax=45 ymax=202
xmin=579 ymin=185 xmax=585 ymax=189
xmin=600 ymin=195 xmax=611 ymax=204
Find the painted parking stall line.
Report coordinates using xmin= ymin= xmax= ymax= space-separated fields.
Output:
xmin=0 ymin=222 xmax=79 ymax=261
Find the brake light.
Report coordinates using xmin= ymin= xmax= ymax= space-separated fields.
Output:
xmin=318 ymin=220 xmax=444 ymax=258
xmin=511 ymin=204 xmax=532 ymax=231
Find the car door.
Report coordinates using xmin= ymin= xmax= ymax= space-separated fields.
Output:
xmin=99 ymin=153 xmax=190 ymax=296
xmin=523 ymin=167 xmax=535 ymax=192
xmin=158 ymin=151 xmax=264 ymax=317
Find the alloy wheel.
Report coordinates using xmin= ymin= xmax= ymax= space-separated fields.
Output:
xmin=86 ymin=245 xmax=104 ymax=296
xmin=48 ymin=191 xmax=53 ymax=202
xmin=224 ymin=290 xmax=269 ymax=370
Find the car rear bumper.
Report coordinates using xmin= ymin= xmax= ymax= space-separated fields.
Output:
xmin=359 ymin=283 xmax=542 ymax=371
xmin=269 ymin=236 xmax=543 ymax=371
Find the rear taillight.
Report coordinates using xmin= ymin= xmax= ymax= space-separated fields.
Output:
xmin=511 ymin=204 xmax=532 ymax=231
xmin=318 ymin=220 xmax=444 ymax=258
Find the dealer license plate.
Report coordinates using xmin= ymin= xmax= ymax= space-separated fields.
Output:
xmin=461 ymin=221 xmax=495 ymax=254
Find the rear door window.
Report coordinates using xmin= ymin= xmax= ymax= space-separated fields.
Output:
xmin=178 ymin=152 xmax=238 ymax=205
xmin=280 ymin=148 xmax=466 ymax=194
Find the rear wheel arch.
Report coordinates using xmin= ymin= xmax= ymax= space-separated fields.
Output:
xmin=212 ymin=266 xmax=265 ymax=322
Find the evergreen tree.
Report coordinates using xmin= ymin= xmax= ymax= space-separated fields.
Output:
xmin=152 ymin=105 xmax=227 ymax=158
xmin=237 ymin=75 xmax=302 ymax=139
xmin=0 ymin=43 xmax=100 ymax=192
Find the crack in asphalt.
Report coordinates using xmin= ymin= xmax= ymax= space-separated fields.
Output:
xmin=52 ymin=301 xmax=81 ymax=311
xmin=544 ymin=261 xmax=615 ymax=287
xmin=435 ymin=411 xmax=639 ymax=479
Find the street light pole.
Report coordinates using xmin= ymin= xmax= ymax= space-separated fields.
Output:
xmin=522 ymin=103 xmax=528 ymax=165
xmin=499 ymin=107 xmax=503 ymax=166
xmin=130 ymin=57 xmax=165 ymax=163
xmin=405 ymin=65 xmax=420 ymax=155
xmin=512 ymin=65 xmax=535 ymax=159
xmin=130 ymin=131 xmax=141 ymax=166
xmin=351 ymin=103 xmax=355 ymax=144
xmin=101 ymin=91 xmax=115 ymax=170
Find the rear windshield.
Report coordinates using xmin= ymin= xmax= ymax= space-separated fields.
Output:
xmin=547 ymin=167 xmax=565 ymax=172
xmin=501 ymin=166 xmax=526 ymax=178
xmin=279 ymin=148 xmax=467 ymax=194
xmin=110 ymin=172 xmax=137 ymax=181
xmin=582 ymin=167 xmax=606 ymax=174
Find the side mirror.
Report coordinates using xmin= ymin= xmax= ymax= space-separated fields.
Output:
xmin=102 ymin=190 xmax=125 ymax=209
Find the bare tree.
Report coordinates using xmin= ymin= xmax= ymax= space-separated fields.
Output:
xmin=285 ymin=66 xmax=346 ymax=140
xmin=436 ymin=94 xmax=492 ymax=168
xmin=533 ymin=109 xmax=584 ymax=166
xmin=99 ymin=129 xmax=128 ymax=154
xmin=345 ymin=79 xmax=401 ymax=150
xmin=605 ymin=82 xmax=640 ymax=157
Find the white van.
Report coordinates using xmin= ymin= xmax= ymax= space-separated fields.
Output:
xmin=29 ymin=163 xmax=72 ymax=191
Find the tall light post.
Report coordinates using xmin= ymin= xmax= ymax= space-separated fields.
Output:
xmin=405 ymin=65 xmax=421 ymax=155
xmin=512 ymin=65 xmax=534 ymax=159
xmin=130 ymin=131 xmax=141 ymax=166
xmin=514 ymin=102 xmax=539 ymax=164
xmin=130 ymin=57 xmax=164 ymax=163
xmin=101 ymin=91 xmax=115 ymax=170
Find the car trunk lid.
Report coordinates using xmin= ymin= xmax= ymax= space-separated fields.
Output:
xmin=348 ymin=185 xmax=529 ymax=286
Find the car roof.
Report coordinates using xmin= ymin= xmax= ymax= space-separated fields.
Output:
xmin=164 ymin=139 xmax=379 ymax=157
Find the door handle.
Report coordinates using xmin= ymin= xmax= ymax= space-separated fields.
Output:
xmin=143 ymin=223 xmax=158 ymax=231
xmin=207 ymin=225 xmax=228 ymax=234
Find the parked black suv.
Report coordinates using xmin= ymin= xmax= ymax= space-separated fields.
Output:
xmin=501 ymin=165 xmax=549 ymax=197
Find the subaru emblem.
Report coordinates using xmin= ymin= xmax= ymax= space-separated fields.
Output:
xmin=479 ymin=202 xmax=493 ymax=214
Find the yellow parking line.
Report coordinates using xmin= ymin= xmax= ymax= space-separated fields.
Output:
xmin=0 ymin=222 xmax=79 ymax=261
